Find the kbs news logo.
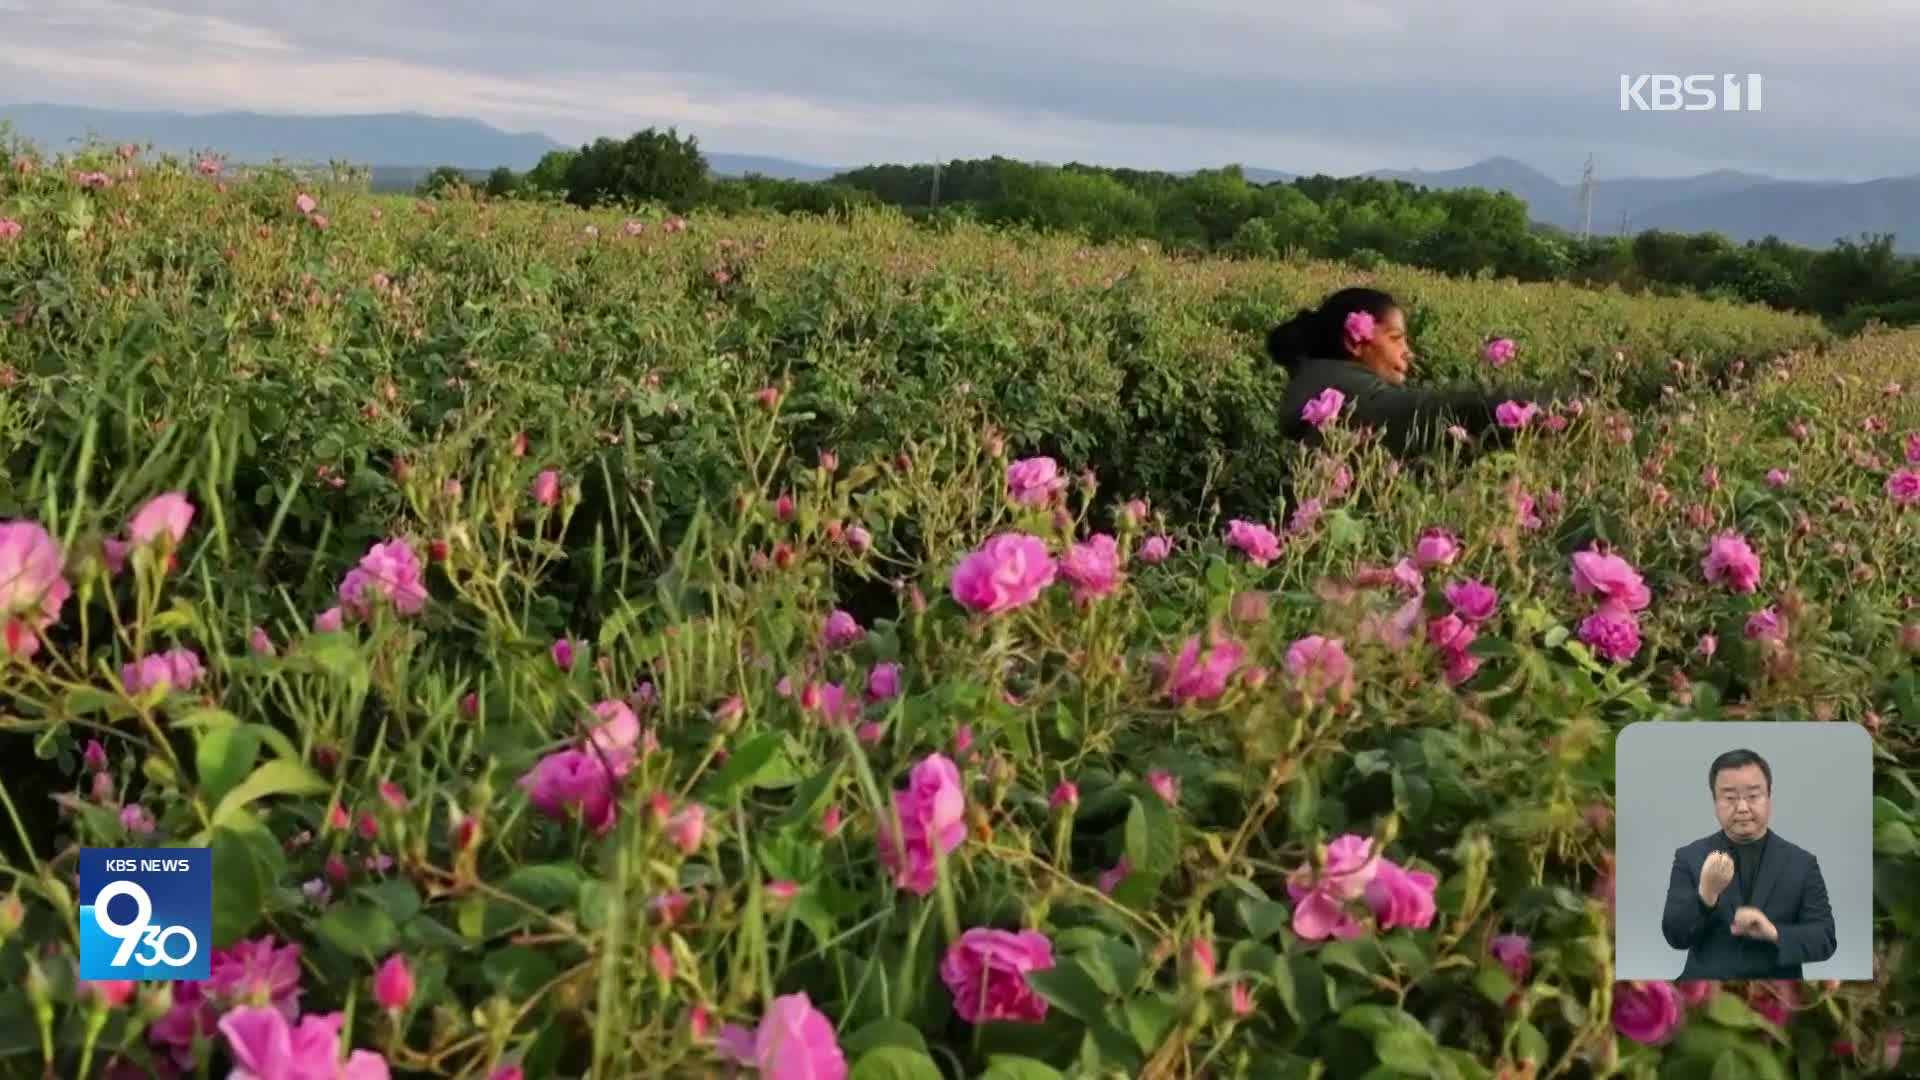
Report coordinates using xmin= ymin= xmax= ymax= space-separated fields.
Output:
xmin=1619 ymin=74 xmax=1763 ymax=111
xmin=78 ymin=847 xmax=212 ymax=981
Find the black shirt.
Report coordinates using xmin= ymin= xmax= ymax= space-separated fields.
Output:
xmin=1729 ymin=830 xmax=1769 ymax=899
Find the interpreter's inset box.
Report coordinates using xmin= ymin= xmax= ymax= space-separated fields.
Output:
xmin=1614 ymin=721 xmax=1871 ymax=982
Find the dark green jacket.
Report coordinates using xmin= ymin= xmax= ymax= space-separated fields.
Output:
xmin=1277 ymin=356 xmax=1568 ymax=458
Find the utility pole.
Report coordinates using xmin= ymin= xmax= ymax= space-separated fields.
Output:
xmin=1577 ymin=153 xmax=1595 ymax=242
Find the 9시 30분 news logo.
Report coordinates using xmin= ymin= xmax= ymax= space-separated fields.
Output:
xmin=79 ymin=847 xmax=212 ymax=981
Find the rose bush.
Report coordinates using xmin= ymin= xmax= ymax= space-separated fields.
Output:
xmin=0 ymin=145 xmax=1915 ymax=1078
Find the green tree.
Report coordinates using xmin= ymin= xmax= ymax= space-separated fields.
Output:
xmin=563 ymin=127 xmax=709 ymax=209
xmin=484 ymin=166 xmax=519 ymax=198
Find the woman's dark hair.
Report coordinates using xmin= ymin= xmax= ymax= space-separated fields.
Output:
xmin=1266 ymin=287 xmax=1400 ymax=375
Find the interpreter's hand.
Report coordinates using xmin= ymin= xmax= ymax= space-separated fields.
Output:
xmin=1699 ymin=851 xmax=1735 ymax=904
xmin=1731 ymin=906 xmax=1778 ymax=943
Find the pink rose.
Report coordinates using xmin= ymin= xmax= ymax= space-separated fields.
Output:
xmin=1701 ymin=532 xmax=1762 ymax=593
xmin=1889 ymin=468 xmax=1920 ymax=506
xmin=1579 ymin=602 xmax=1642 ymax=662
xmin=1495 ymin=401 xmax=1537 ymax=428
xmin=1365 ymin=861 xmax=1438 ymax=930
xmin=1301 ymin=387 xmax=1346 ymax=428
xmin=820 ymin=609 xmax=864 ymax=649
xmin=1059 ymin=534 xmax=1122 ymax=603
xmin=1413 ymin=528 xmax=1460 ymax=569
xmin=1283 ymin=635 xmax=1352 ymax=701
xmin=939 ymin=928 xmax=1055 ymax=1024
xmin=1484 ymin=337 xmax=1516 ymax=366
xmin=1164 ymin=635 xmax=1246 ymax=704
xmin=714 ymin=992 xmax=847 ymax=1080
xmin=517 ymin=749 xmax=624 ymax=834
xmin=1745 ymin=607 xmax=1785 ymax=641
xmin=0 ymin=520 xmax=70 ymax=659
xmin=1570 ymin=550 xmax=1650 ymax=611
xmin=1226 ymin=520 xmax=1282 ymax=565
xmin=121 ymin=647 xmax=206 ymax=695
xmin=128 ymin=492 xmax=195 ymax=547
xmin=1612 ymin=981 xmax=1685 ymax=1044
xmin=531 ymin=469 xmax=561 ymax=508
xmin=339 ymin=539 xmax=428 ymax=620
xmin=1005 ymin=457 xmax=1067 ymax=507
xmin=950 ymin=533 xmax=1055 ymax=614
xmin=1489 ymin=933 xmax=1531 ymax=982
xmin=1137 ymin=535 xmax=1173 ymax=562
xmin=1285 ymin=834 xmax=1380 ymax=941
xmin=1444 ymin=580 xmax=1499 ymax=622
xmin=866 ymin=662 xmax=903 ymax=701
xmin=876 ymin=754 xmax=967 ymax=895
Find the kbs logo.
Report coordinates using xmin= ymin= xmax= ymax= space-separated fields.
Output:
xmin=1620 ymin=74 xmax=1763 ymax=111
xmin=79 ymin=847 xmax=211 ymax=981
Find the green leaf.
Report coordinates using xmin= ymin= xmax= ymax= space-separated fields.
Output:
xmin=498 ymin=863 xmax=587 ymax=909
xmin=1873 ymin=820 xmax=1918 ymax=857
xmin=312 ymin=903 xmax=398 ymax=960
xmin=848 ymin=1047 xmax=943 ymax=1080
xmin=702 ymin=731 xmax=784 ymax=802
xmin=840 ymin=1019 xmax=928 ymax=1059
xmin=1237 ymin=898 xmax=1292 ymax=941
xmin=1339 ymin=1005 xmax=1444 ymax=1075
xmin=481 ymin=946 xmax=557 ymax=999
xmin=1123 ymin=795 xmax=1177 ymax=877
xmin=1704 ymin=991 xmax=1769 ymax=1029
xmin=195 ymin=724 xmax=260 ymax=806
xmin=981 ymin=1056 xmax=1066 ymax=1080
xmin=208 ymin=826 xmax=282 ymax=947
xmin=211 ymin=759 xmax=329 ymax=829
xmin=357 ymin=879 xmax=422 ymax=927
xmin=1025 ymin=961 xmax=1110 ymax=1024
xmin=1122 ymin=993 xmax=1177 ymax=1053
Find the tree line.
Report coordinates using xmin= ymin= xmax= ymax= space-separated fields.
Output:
xmin=415 ymin=127 xmax=1920 ymax=332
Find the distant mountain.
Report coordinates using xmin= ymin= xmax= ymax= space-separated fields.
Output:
xmin=1361 ymin=154 xmax=1917 ymax=251
xmin=0 ymin=103 xmax=565 ymax=170
xmin=5 ymin=104 xmax=1915 ymax=250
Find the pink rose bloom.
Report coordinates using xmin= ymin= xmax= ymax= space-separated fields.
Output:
xmin=1137 ymin=535 xmax=1172 ymax=562
xmin=1146 ymin=768 xmax=1179 ymax=804
xmin=845 ymin=524 xmax=873 ymax=553
xmin=1484 ymin=337 xmax=1516 ymax=367
xmin=1226 ymin=520 xmax=1282 ymax=565
xmin=1766 ymin=468 xmax=1791 ymax=488
xmin=1442 ymin=648 xmax=1482 ymax=686
xmin=1165 ymin=635 xmax=1246 ymax=704
xmin=1284 ymin=635 xmax=1352 ymax=701
xmin=517 ymin=749 xmax=623 ymax=834
xmin=1005 ymin=456 xmax=1067 ymax=507
xmin=1301 ymin=387 xmax=1346 ymax=428
xmin=295 ymin=193 xmax=318 ymax=215
xmin=128 ymin=492 xmax=195 ymax=547
xmin=1495 ymin=401 xmax=1537 ymax=428
xmin=950 ymin=533 xmax=1056 ymax=614
xmin=1579 ymin=602 xmax=1642 ymax=662
xmin=1889 ymin=469 xmax=1920 ymax=505
xmin=820 ymin=609 xmax=864 ymax=649
xmin=1389 ymin=558 xmax=1424 ymax=593
xmin=1366 ymin=860 xmax=1438 ymax=930
xmin=220 ymin=1007 xmax=389 ymax=1080
xmin=588 ymin=700 xmax=652 ymax=766
xmin=1514 ymin=493 xmax=1542 ymax=530
xmin=339 ymin=539 xmax=428 ymax=619
xmin=1570 ymin=550 xmax=1651 ymax=610
xmin=1676 ymin=980 xmax=1717 ymax=1006
xmin=1907 ymin=433 xmax=1920 ymax=465
xmin=1490 ymin=933 xmax=1531 ymax=982
xmin=1701 ymin=532 xmax=1762 ymax=593
xmin=940 ymin=928 xmax=1056 ymax=1024
xmin=531 ymin=470 xmax=562 ymax=508
xmin=1287 ymin=497 xmax=1324 ymax=534
xmin=714 ymin=993 xmax=846 ymax=1080
xmin=876 ymin=754 xmax=967 ymax=895
xmin=314 ymin=607 xmax=344 ymax=633
xmin=666 ymin=804 xmax=705 ymax=853
xmin=1413 ymin=528 xmax=1460 ymax=569
xmin=1612 ymin=981 xmax=1685 ymax=1044
xmin=373 ymin=955 xmax=414 ymax=1011
xmin=866 ymin=662 xmax=902 ymax=701
xmin=1286 ymin=834 xmax=1380 ymax=940
xmin=121 ymin=647 xmax=206 ymax=695
xmin=0 ymin=521 xmax=71 ymax=659
xmin=1426 ymin=613 xmax=1475 ymax=653
xmin=1445 ymin=580 xmax=1499 ymax=623
xmin=1059 ymin=534 xmax=1122 ymax=603
xmin=0 ymin=219 xmax=20 ymax=240
xmin=1745 ymin=607 xmax=1785 ymax=641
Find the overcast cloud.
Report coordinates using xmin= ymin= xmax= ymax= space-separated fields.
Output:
xmin=2 ymin=0 xmax=1916 ymax=182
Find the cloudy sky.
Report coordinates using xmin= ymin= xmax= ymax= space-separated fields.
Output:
xmin=3 ymin=0 xmax=1917 ymax=183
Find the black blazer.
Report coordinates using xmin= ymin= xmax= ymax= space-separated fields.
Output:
xmin=1660 ymin=829 xmax=1837 ymax=980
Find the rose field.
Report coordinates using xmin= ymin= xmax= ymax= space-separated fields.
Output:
xmin=1 ymin=147 xmax=1918 ymax=1078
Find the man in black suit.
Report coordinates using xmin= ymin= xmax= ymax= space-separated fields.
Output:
xmin=1660 ymin=748 xmax=1837 ymax=980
